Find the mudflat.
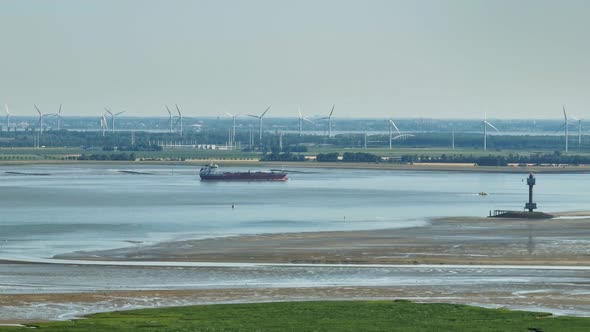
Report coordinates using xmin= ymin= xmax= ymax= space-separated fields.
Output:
xmin=56 ymin=213 xmax=590 ymax=266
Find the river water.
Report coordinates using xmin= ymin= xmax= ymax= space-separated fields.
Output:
xmin=0 ymin=164 xmax=588 ymax=260
xmin=2 ymin=164 xmax=590 ymax=320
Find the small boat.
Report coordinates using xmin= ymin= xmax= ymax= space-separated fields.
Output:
xmin=478 ymin=192 xmax=488 ymax=196
xmin=199 ymin=164 xmax=288 ymax=181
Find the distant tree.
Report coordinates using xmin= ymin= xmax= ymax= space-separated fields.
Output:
xmin=316 ymin=152 xmax=339 ymax=162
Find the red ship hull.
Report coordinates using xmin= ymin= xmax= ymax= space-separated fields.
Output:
xmin=200 ymin=171 xmax=288 ymax=181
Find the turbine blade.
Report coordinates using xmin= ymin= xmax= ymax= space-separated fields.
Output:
xmin=261 ymin=106 xmax=270 ymax=118
xmin=34 ymin=104 xmax=41 ymax=115
xmin=486 ymin=122 xmax=500 ymax=132
xmin=329 ymin=104 xmax=335 ymax=117
xmin=115 ymin=111 xmax=125 ymax=116
xmin=175 ymin=104 xmax=182 ymax=116
xmin=166 ymin=105 xmax=171 ymax=116
xmin=247 ymin=114 xmax=260 ymax=118
xmin=554 ymin=123 xmax=566 ymax=134
xmin=389 ymin=119 xmax=401 ymax=134
xmin=58 ymin=104 xmax=62 ymax=114
xmin=104 ymin=108 xmax=113 ymax=116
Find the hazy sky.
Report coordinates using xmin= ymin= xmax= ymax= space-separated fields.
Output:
xmin=1 ymin=0 xmax=589 ymax=118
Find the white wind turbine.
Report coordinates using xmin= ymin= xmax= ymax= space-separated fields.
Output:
xmin=387 ymin=119 xmax=401 ymax=149
xmin=248 ymin=106 xmax=270 ymax=143
xmin=319 ymin=104 xmax=335 ymax=138
xmin=577 ymin=118 xmax=583 ymax=146
xmin=297 ymin=105 xmax=313 ymax=137
xmin=568 ymin=113 xmax=583 ymax=146
xmin=33 ymin=104 xmax=56 ymax=134
xmin=104 ymin=108 xmax=125 ymax=132
xmin=52 ymin=104 xmax=63 ymax=130
xmin=165 ymin=105 xmax=174 ymax=133
xmin=100 ymin=113 xmax=109 ymax=136
xmin=225 ymin=112 xmax=240 ymax=148
xmin=174 ymin=104 xmax=183 ymax=136
xmin=557 ymin=106 xmax=577 ymax=153
xmin=226 ymin=112 xmax=240 ymax=149
xmin=5 ymin=104 xmax=14 ymax=131
xmin=482 ymin=112 xmax=499 ymax=151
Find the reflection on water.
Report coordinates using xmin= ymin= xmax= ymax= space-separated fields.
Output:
xmin=0 ymin=164 xmax=588 ymax=258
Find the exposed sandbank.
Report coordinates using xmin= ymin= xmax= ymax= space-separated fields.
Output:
xmin=55 ymin=214 xmax=590 ymax=266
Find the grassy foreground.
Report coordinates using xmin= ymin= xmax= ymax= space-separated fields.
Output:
xmin=3 ymin=301 xmax=590 ymax=331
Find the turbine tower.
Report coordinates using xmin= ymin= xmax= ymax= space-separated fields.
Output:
xmin=175 ymin=104 xmax=183 ymax=136
xmin=482 ymin=113 xmax=499 ymax=151
xmin=226 ymin=112 xmax=240 ymax=149
xmin=319 ymin=104 xmax=335 ymax=138
xmin=248 ymin=106 xmax=270 ymax=143
xmin=388 ymin=119 xmax=401 ymax=149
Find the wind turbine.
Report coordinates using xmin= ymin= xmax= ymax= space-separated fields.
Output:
xmin=482 ymin=113 xmax=499 ymax=151
xmin=319 ymin=104 xmax=335 ymax=138
xmin=104 ymin=108 xmax=125 ymax=132
xmin=5 ymin=104 xmax=13 ymax=131
xmin=568 ymin=113 xmax=583 ymax=146
xmin=578 ymin=118 xmax=583 ymax=146
xmin=175 ymin=104 xmax=183 ymax=136
xmin=557 ymin=106 xmax=577 ymax=153
xmin=248 ymin=106 xmax=270 ymax=143
xmin=100 ymin=113 xmax=109 ymax=136
xmin=297 ymin=105 xmax=314 ymax=137
xmin=52 ymin=104 xmax=63 ymax=130
xmin=387 ymin=119 xmax=401 ymax=149
xmin=226 ymin=112 xmax=240 ymax=149
xmin=33 ymin=104 xmax=55 ymax=134
xmin=165 ymin=105 xmax=173 ymax=133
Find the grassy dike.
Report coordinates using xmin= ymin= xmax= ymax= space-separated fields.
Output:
xmin=2 ymin=301 xmax=590 ymax=331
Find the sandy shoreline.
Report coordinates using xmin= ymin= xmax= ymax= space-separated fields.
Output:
xmin=55 ymin=214 xmax=590 ymax=266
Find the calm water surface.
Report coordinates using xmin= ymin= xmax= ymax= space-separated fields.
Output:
xmin=0 ymin=164 xmax=588 ymax=259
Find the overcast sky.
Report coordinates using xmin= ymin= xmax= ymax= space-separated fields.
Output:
xmin=1 ymin=0 xmax=589 ymax=119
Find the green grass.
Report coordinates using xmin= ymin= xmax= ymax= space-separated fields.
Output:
xmin=3 ymin=301 xmax=589 ymax=331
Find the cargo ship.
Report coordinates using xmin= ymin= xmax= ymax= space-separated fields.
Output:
xmin=199 ymin=164 xmax=288 ymax=181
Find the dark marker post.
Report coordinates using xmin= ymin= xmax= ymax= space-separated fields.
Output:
xmin=525 ymin=173 xmax=537 ymax=212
